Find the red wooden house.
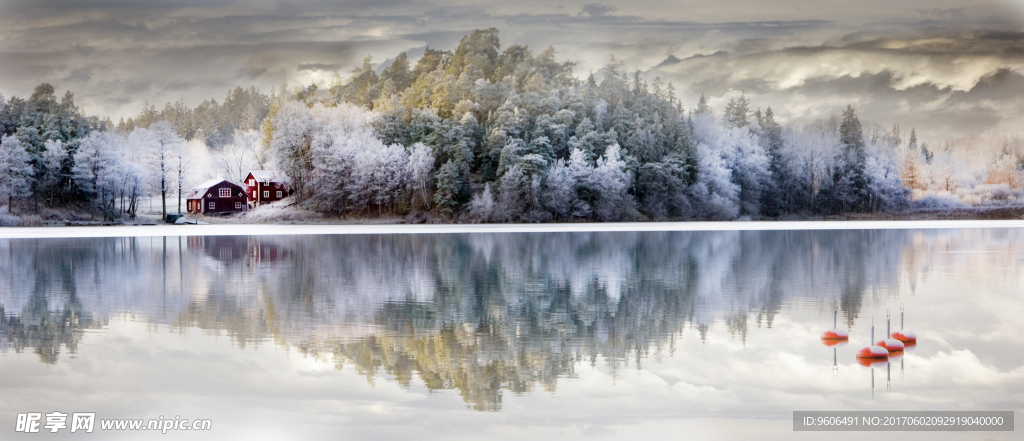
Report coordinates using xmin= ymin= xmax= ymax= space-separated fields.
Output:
xmin=245 ymin=171 xmax=290 ymax=206
xmin=186 ymin=179 xmax=249 ymax=215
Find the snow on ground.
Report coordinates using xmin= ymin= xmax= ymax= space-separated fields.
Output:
xmin=234 ymin=197 xmax=323 ymax=223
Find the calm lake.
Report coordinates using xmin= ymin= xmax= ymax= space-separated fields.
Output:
xmin=1 ymin=229 xmax=1021 ymax=440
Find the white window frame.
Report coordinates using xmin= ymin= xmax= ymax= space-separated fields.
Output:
xmin=276 ymin=191 xmax=282 ymax=198
xmin=208 ymin=202 xmax=215 ymax=210
xmin=263 ymin=191 xmax=269 ymax=198
xmin=249 ymin=179 xmax=255 ymax=186
xmin=219 ymin=188 xmax=230 ymax=198
xmin=253 ymin=191 xmax=257 ymax=198
xmin=235 ymin=202 xmax=242 ymax=209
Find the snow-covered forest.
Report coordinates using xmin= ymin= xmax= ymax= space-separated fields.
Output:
xmin=2 ymin=28 xmax=1024 ymax=224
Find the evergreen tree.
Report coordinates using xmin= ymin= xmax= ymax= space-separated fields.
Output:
xmin=0 ymin=135 xmax=33 ymax=210
xmin=695 ymin=93 xmax=711 ymax=115
xmin=838 ymin=105 xmax=867 ymax=212
xmin=380 ymin=53 xmax=414 ymax=95
xmin=758 ymin=106 xmax=784 ymax=216
xmin=725 ymin=93 xmax=751 ymax=128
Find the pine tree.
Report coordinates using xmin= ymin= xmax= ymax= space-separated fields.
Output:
xmin=695 ymin=93 xmax=710 ymax=115
xmin=0 ymin=135 xmax=33 ymax=210
xmin=725 ymin=93 xmax=751 ymax=128
xmin=759 ymin=106 xmax=784 ymax=215
xmin=838 ymin=105 xmax=867 ymax=211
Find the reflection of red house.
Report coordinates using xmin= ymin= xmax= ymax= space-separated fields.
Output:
xmin=245 ymin=171 xmax=289 ymax=206
xmin=186 ymin=179 xmax=248 ymax=215
xmin=248 ymin=238 xmax=289 ymax=267
xmin=188 ymin=235 xmax=248 ymax=262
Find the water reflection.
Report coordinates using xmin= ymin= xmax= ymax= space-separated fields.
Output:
xmin=0 ymin=229 xmax=1020 ymax=411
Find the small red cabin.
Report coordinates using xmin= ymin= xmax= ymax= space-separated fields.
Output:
xmin=245 ymin=171 xmax=290 ymax=206
xmin=186 ymin=179 xmax=249 ymax=215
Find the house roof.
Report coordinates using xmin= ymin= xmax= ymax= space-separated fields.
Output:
xmin=247 ymin=170 xmax=290 ymax=184
xmin=185 ymin=179 xmax=241 ymax=200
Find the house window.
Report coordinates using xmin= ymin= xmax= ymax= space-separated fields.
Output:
xmin=219 ymin=188 xmax=230 ymax=198
xmin=208 ymin=202 xmax=215 ymax=210
xmin=263 ymin=191 xmax=269 ymax=198
xmin=276 ymin=191 xmax=282 ymax=198
xmin=249 ymin=179 xmax=255 ymax=186
xmin=253 ymin=191 xmax=257 ymax=198
xmin=235 ymin=202 xmax=242 ymax=209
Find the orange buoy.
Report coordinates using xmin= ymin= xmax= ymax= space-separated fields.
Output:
xmin=822 ymin=329 xmax=849 ymax=339
xmin=891 ymin=330 xmax=917 ymax=343
xmin=821 ymin=311 xmax=850 ymax=345
xmin=857 ymin=319 xmax=889 ymax=363
xmin=876 ymin=338 xmax=905 ymax=352
xmin=856 ymin=345 xmax=889 ymax=359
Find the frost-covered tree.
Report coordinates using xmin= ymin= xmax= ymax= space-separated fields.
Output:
xmin=837 ymin=105 xmax=868 ymax=212
xmin=40 ymin=139 xmax=68 ymax=206
xmin=695 ymin=94 xmax=711 ymax=116
xmin=543 ymin=148 xmax=592 ymax=219
xmin=0 ymin=135 xmax=33 ymax=209
xmin=688 ymin=141 xmax=741 ymax=220
xmin=757 ymin=107 xmax=784 ymax=215
xmin=635 ymin=155 xmax=691 ymax=219
xmin=73 ymin=131 xmax=123 ymax=218
xmin=347 ymin=142 xmax=410 ymax=213
xmin=145 ymin=121 xmax=183 ymax=219
xmin=434 ymin=159 xmax=470 ymax=215
xmin=692 ymin=113 xmax=769 ymax=216
xmin=172 ymin=136 xmax=192 ymax=214
xmin=587 ymin=144 xmax=633 ymax=221
xmin=267 ymin=101 xmax=316 ymax=202
xmin=267 ymin=101 xmax=371 ymax=204
xmin=864 ymin=143 xmax=909 ymax=212
xmin=725 ymin=93 xmax=751 ymax=128
xmin=213 ymin=129 xmax=263 ymax=183
xmin=408 ymin=142 xmax=435 ymax=209
xmin=497 ymin=163 xmax=545 ymax=221
xmin=468 ymin=182 xmax=496 ymax=222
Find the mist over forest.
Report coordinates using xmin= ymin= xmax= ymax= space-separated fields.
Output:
xmin=2 ymin=28 xmax=1023 ymax=225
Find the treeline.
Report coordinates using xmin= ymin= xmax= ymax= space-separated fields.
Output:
xmin=262 ymin=28 xmax=909 ymax=221
xmin=114 ymin=86 xmax=270 ymax=149
xmin=0 ymin=84 xmax=110 ymax=212
xmin=0 ymin=29 xmax=914 ymax=223
xmin=0 ymin=84 xmax=266 ymax=222
xmin=0 ymin=85 xmax=196 ymax=221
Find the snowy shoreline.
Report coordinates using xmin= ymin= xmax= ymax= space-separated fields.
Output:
xmin=3 ymin=219 xmax=1024 ymax=238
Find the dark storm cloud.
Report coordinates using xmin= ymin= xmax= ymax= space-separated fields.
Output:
xmin=0 ymin=0 xmax=1022 ymax=139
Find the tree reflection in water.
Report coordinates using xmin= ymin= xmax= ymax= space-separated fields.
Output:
xmin=1 ymin=229 xmax=1011 ymax=410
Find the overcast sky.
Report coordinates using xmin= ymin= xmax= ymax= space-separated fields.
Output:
xmin=2 ymin=0 xmax=1024 ymax=141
